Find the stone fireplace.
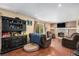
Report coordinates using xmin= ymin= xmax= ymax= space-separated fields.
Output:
xmin=57 ymin=29 xmax=68 ymax=37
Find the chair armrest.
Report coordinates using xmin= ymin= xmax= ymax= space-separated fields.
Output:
xmin=62 ymin=38 xmax=74 ymax=45
xmin=62 ymin=37 xmax=72 ymax=41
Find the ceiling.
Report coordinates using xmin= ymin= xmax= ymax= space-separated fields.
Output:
xmin=0 ymin=3 xmax=79 ymax=23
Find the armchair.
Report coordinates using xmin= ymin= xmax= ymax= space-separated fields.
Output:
xmin=29 ymin=32 xmax=52 ymax=48
xmin=62 ymin=33 xmax=79 ymax=49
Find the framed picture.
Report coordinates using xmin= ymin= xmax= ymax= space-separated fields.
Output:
xmin=26 ymin=20 xmax=32 ymax=25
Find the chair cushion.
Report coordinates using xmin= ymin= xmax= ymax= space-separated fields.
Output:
xmin=24 ymin=43 xmax=39 ymax=52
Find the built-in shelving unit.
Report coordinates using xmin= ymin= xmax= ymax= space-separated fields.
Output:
xmin=1 ymin=16 xmax=27 ymax=54
xmin=50 ymin=20 xmax=79 ymax=38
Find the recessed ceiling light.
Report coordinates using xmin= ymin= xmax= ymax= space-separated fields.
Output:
xmin=58 ymin=4 xmax=62 ymax=7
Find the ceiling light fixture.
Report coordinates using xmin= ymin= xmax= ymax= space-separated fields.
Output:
xmin=58 ymin=4 xmax=62 ymax=7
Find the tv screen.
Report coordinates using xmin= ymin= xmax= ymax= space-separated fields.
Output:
xmin=57 ymin=23 xmax=65 ymax=28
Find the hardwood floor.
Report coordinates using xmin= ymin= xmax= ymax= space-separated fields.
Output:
xmin=2 ymin=38 xmax=74 ymax=56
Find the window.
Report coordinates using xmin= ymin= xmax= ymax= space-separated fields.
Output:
xmin=35 ymin=23 xmax=44 ymax=34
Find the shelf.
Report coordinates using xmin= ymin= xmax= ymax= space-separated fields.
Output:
xmin=2 ymin=16 xmax=26 ymax=32
xmin=9 ymin=23 xmax=23 ymax=25
xmin=2 ymin=35 xmax=25 ymax=39
xmin=51 ymin=28 xmax=77 ymax=30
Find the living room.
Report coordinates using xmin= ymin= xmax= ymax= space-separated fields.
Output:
xmin=0 ymin=3 xmax=79 ymax=56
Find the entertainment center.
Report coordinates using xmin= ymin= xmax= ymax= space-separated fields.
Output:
xmin=1 ymin=16 xmax=27 ymax=54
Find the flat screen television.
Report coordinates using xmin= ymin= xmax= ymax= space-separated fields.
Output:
xmin=57 ymin=23 xmax=65 ymax=28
